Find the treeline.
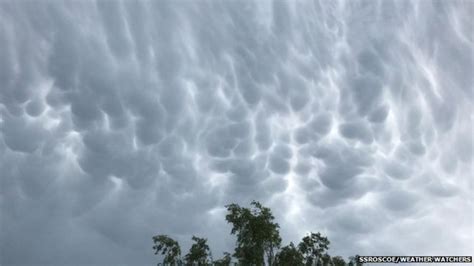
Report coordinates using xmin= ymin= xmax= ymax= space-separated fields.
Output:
xmin=153 ymin=201 xmax=362 ymax=266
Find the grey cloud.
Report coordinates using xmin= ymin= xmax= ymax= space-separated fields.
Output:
xmin=379 ymin=189 xmax=420 ymax=214
xmin=426 ymin=180 xmax=459 ymax=198
xmin=309 ymin=141 xmax=375 ymax=197
xmin=309 ymin=113 xmax=333 ymax=135
xmin=357 ymin=48 xmax=385 ymax=79
xmin=304 ymin=175 xmax=380 ymax=209
xmin=339 ymin=121 xmax=373 ymax=144
xmin=1 ymin=116 xmax=46 ymax=153
xmin=384 ymin=160 xmax=413 ymax=180
xmin=350 ymin=75 xmax=384 ymax=117
xmin=368 ymin=105 xmax=389 ymax=123
xmin=269 ymin=156 xmax=290 ymax=175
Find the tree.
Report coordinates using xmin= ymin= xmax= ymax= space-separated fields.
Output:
xmin=298 ymin=232 xmax=330 ymax=266
xmin=225 ymin=201 xmax=281 ymax=265
xmin=213 ymin=252 xmax=232 ymax=266
xmin=152 ymin=235 xmax=181 ymax=265
xmin=321 ymin=254 xmax=332 ymax=266
xmin=332 ymin=256 xmax=347 ymax=266
xmin=264 ymin=219 xmax=282 ymax=266
xmin=184 ymin=236 xmax=211 ymax=265
xmin=275 ymin=242 xmax=304 ymax=266
xmin=348 ymin=255 xmax=363 ymax=266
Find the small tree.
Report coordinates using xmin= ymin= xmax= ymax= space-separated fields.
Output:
xmin=298 ymin=232 xmax=330 ymax=266
xmin=321 ymin=254 xmax=332 ymax=266
xmin=275 ymin=242 xmax=304 ymax=266
xmin=184 ymin=236 xmax=211 ymax=266
xmin=152 ymin=235 xmax=181 ymax=265
xmin=348 ymin=255 xmax=363 ymax=266
xmin=213 ymin=252 xmax=232 ymax=266
xmin=225 ymin=201 xmax=281 ymax=265
xmin=332 ymin=256 xmax=347 ymax=266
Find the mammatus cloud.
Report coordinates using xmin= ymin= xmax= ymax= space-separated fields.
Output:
xmin=0 ymin=0 xmax=472 ymax=264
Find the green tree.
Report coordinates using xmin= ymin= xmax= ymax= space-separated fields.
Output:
xmin=225 ymin=201 xmax=281 ymax=266
xmin=152 ymin=235 xmax=182 ymax=265
xmin=264 ymin=222 xmax=282 ymax=266
xmin=275 ymin=242 xmax=304 ymax=266
xmin=153 ymin=203 xmax=362 ymax=266
xmin=213 ymin=252 xmax=232 ymax=266
xmin=298 ymin=232 xmax=330 ymax=266
xmin=184 ymin=236 xmax=211 ymax=265
xmin=332 ymin=256 xmax=347 ymax=266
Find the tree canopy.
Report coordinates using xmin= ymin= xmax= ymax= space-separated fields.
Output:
xmin=153 ymin=201 xmax=362 ymax=266
xmin=225 ymin=201 xmax=281 ymax=265
xmin=152 ymin=235 xmax=181 ymax=265
xmin=332 ymin=256 xmax=347 ymax=266
xmin=298 ymin=232 xmax=330 ymax=266
xmin=213 ymin=252 xmax=232 ymax=266
xmin=275 ymin=242 xmax=304 ymax=266
xmin=184 ymin=236 xmax=212 ymax=266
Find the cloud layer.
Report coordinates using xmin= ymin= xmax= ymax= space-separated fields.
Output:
xmin=1 ymin=0 xmax=472 ymax=264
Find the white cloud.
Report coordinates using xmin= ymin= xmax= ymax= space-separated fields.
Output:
xmin=1 ymin=0 xmax=472 ymax=264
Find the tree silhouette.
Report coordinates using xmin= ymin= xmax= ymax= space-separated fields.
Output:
xmin=348 ymin=255 xmax=363 ymax=266
xmin=332 ymin=256 xmax=347 ymax=266
xmin=184 ymin=236 xmax=211 ymax=266
xmin=225 ymin=201 xmax=281 ymax=265
xmin=275 ymin=242 xmax=304 ymax=266
xmin=213 ymin=252 xmax=232 ymax=266
xmin=298 ymin=232 xmax=330 ymax=266
xmin=152 ymin=235 xmax=181 ymax=265
xmin=321 ymin=254 xmax=332 ymax=266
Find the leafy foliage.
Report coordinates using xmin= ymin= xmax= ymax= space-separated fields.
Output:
xmin=225 ymin=201 xmax=282 ymax=265
xmin=152 ymin=234 xmax=181 ymax=265
xmin=275 ymin=242 xmax=304 ymax=266
xmin=332 ymin=256 xmax=347 ymax=266
xmin=184 ymin=236 xmax=211 ymax=266
xmin=213 ymin=252 xmax=232 ymax=266
xmin=349 ymin=255 xmax=363 ymax=266
xmin=298 ymin=232 xmax=330 ymax=266
xmin=321 ymin=254 xmax=332 ymax=266
xmin=153 ymin=201 xmax=363 ymax=266
xmin=224 ymin=201 xmax=281 ymax=264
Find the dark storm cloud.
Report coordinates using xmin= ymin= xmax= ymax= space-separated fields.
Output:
xmin=1 ymin=0 xmax=472 ymax=265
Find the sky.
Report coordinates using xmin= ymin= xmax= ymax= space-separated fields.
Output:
xmin=0 ymin=0 xmax=472 ymax=265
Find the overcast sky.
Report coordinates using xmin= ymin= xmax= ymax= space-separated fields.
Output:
xmin=0 ymin=0 xmax=472 ymax=265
